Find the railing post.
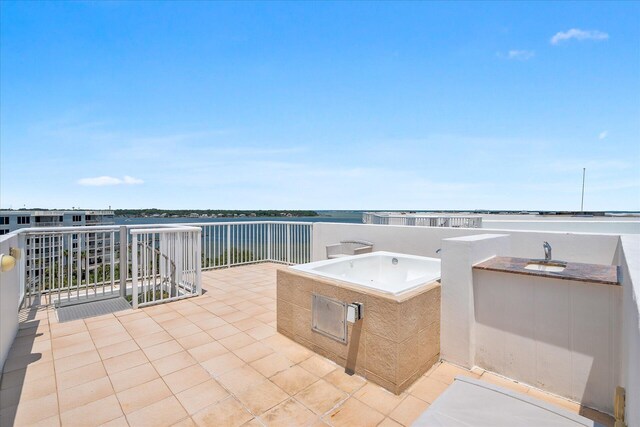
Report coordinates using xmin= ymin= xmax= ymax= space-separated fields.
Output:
xmin=119 ymin=226 xmax=128 ymax=298
xmin=226 ymin=224 xmax=231 ymax=268
xmin=131 ymin=233 xmax=138 ymax=309
xmin=267 ymin=223 xmax=272 ymax=261
xmin=307 ymin=224 xmax=313 ymax=263
xmin=195 ymin=230 xmax=202 ymax=296
xmin=286 ymin=224 xmax=291 ymax=264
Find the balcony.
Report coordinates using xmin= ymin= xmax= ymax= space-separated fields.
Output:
xmin=0 ymin=221 xmax=638 ymax=426
xmin=0 ymin=263 xmax=616 ymax=427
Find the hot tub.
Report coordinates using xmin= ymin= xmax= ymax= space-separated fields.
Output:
xmin=292 ymin=251 xmax=441 ymax=296
xmin=277 ymin=251 xmax=441 ymax=394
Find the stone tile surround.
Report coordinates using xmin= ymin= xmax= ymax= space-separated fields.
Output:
xmin=277 ymin=268 xmax=440 ymax=394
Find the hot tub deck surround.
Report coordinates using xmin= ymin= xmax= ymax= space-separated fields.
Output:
xmin=0 ymin=264 xmax=613 ymax=427
xmin=277 ymin=266 xmax=441 ymax=395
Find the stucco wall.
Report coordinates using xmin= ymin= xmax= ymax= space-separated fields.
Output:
xmin=618 ymin=235 xmax=640 ymax=426
xmin=0 ymin=233 xmax=21 ymax=372
xmin=473 ymin=270 xmax=621 ymax=413
xmin=312 ymin=222 xmax=620 ymax=265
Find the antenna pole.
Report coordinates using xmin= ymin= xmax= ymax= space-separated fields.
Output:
xmin=580 ymin=168 xmax=586 ymax=212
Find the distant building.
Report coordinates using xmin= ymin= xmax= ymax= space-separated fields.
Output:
xmin=0 ymin=210 xmax=115 ymax=235
xmin=0 ymin=211 xmax=116 ymax=284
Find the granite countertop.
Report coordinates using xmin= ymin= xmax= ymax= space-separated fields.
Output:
xmin=473 ymin=256 xmax=620 ymax=286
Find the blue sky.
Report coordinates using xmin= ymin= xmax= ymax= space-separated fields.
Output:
xmin=1 ymin=1 xmax=639 ymax=211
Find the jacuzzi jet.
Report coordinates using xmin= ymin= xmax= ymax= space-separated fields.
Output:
xmin=392 ymin=257 xmax=398 ymax=265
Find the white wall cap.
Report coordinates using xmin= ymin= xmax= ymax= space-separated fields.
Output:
xmin=443 ymin=233 xmax=511 ymax=243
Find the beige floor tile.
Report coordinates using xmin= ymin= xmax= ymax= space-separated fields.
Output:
xmin=134 ymin=331 xmax=174 ymax=349
xmin=30 ymin=414 xmax=62 ymax=427
xmin=245 ymin=324 xmax=276 ymax=341
xmin=233 ymin=341 xmax=274 ymax=363
xmin=97 ymin=340 xmax=140 ymax=360
xmin=325 ymin=397 xmax=385 ymax=427
xmin=151 ymin=351 xmax=197 ymax=376
xmin=260 ymin=397 xmax=316 ymax=427
xmin=109 ymin=362 xmax=160 ymax=393
xmin=122 ymin=318 xmax=164 ymax=338
xmin=207 ymin=324 xmax=242 ymax=340
xmin=175 ymin=332 xmax=213 ymax=350
xmin=295 ymin=379 xmax=348 ymax=415
xmin=54 ymin=350 xmax=102 ymax=374
xmin=157 ymin=316 xmax=193 ymax=331
xmin=60 ymin=394 xmax=123 ymax=427
xmin=271 ymin=365 xmax=318 ymax=396
xmin=201 ymin=352 xmax=245 ymax=377
xmin=103 ymin=350 xmax=148 ymax=375
xmin=171 ymin=417 xmax=196 ymax=427
xmin=231 ymin=318 xmax=263 ymax=332
xmin=166 ymin=323 xmax=203 ymax=340
xmin=299 ymin=356 xmax=336 ymax=377
xmin=50 ymin=322 xmax=87 ymax=338
xmin=56 ymin=361 xmax=107 ymax=391
xmin=52 ymin=332 xmax=92 ymax=350
xmin=0 ymin=392 xmax=59 ymax=426
xmin=408 ymin=376 xmax=449 ymax=404
xmin=126 ymin=396 xmax=188 ymax=427
xmin=353 ymin=383 xmax=404 ymax=415
xmin=58 ymin=376 xmax=114 ymax=413
xmin=53 ymin=340 xmax=97 ymax=359
xmin=389 ymin=395 xmax=429 ymax=426
xmin=250 ymin=352 xmax=295 ymax=378
xmin=192 ymin=397 xmax=253 ymax=427
xmin=93 ymin=332 xmax=132 ymax=350
xmin=116 ymin=378 xmax=172 ymax=414
xmin=235 ymin=379 xmax=289 ymax=415
xmin=428 ymin=362 xmax=480 ymax=385
xmin=191 ymin=315 xmax=227 ymax=331
xmin=323 ymin=369 xmax=366 ymax=394
xmin=1 ymin=361 xmax=55 ymax=390
xmin=187 ymin=341 xmax=228 ymax=362
xmin=218 ymin=365 xmax=267 ymax=395
xmin=0 ymin=374 xmax=56 ymax=409
xmin=100 ymin=416 xmax=130 ymax=427
xmin=377 ymin=417 xmax=403 ymax=427
xmin=218 ymin=332 xmax=256 ymax=351
xmin=176 ymin=379 xmax=229 ymax=415
xmin=163 ymin=364 xmax=211 ymax=394
xmin=141 ymin=340 xmax=184 ymax=361
xmin=89 ymin=324 xmax=128 ymax=340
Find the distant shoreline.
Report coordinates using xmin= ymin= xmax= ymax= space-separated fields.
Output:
xmin=114 ymin=209 xmax=320 ymax=219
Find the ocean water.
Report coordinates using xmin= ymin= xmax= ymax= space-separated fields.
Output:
xmin=114 ymin=210 xmax=363 ymax=226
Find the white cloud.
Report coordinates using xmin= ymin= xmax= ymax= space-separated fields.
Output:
xmin=550 ymin=29 xmax=609 ymax=45
xmin=77 ymin=175 xmax=144 ymax=186
xmin=598 ymin=131 xmax=608 ymax=140
xmin=507 ymin=50 xmax=535 ymax=60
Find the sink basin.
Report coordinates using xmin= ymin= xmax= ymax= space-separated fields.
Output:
xmin=524 ymin=262 xmax=566 ymax=273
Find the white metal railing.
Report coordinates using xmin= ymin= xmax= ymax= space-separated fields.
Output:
xmin=362 ymin=212 xmax=482 ymax=228
xmin=21 ymin=225 xmax=122 ymax=307
xmin=193 ymin=221 xmax=313 ymax=270
xmin=130 ymin=226 xmax=201 ymax=309
xmin=16 ymin=221 xmax=313 ymax=310
xmin=22 ymin=225 xmax=129 ymax=308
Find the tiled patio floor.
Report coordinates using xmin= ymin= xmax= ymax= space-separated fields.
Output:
xmin=1 ymin=263 xmax=614 ymax=427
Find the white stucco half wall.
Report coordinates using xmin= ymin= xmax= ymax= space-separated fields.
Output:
xmin=0 ymin=233 xmax=21 ymax=372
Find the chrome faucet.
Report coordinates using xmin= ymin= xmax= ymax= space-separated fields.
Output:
xmin=543 ymin=241 xmax=552 ymax=262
